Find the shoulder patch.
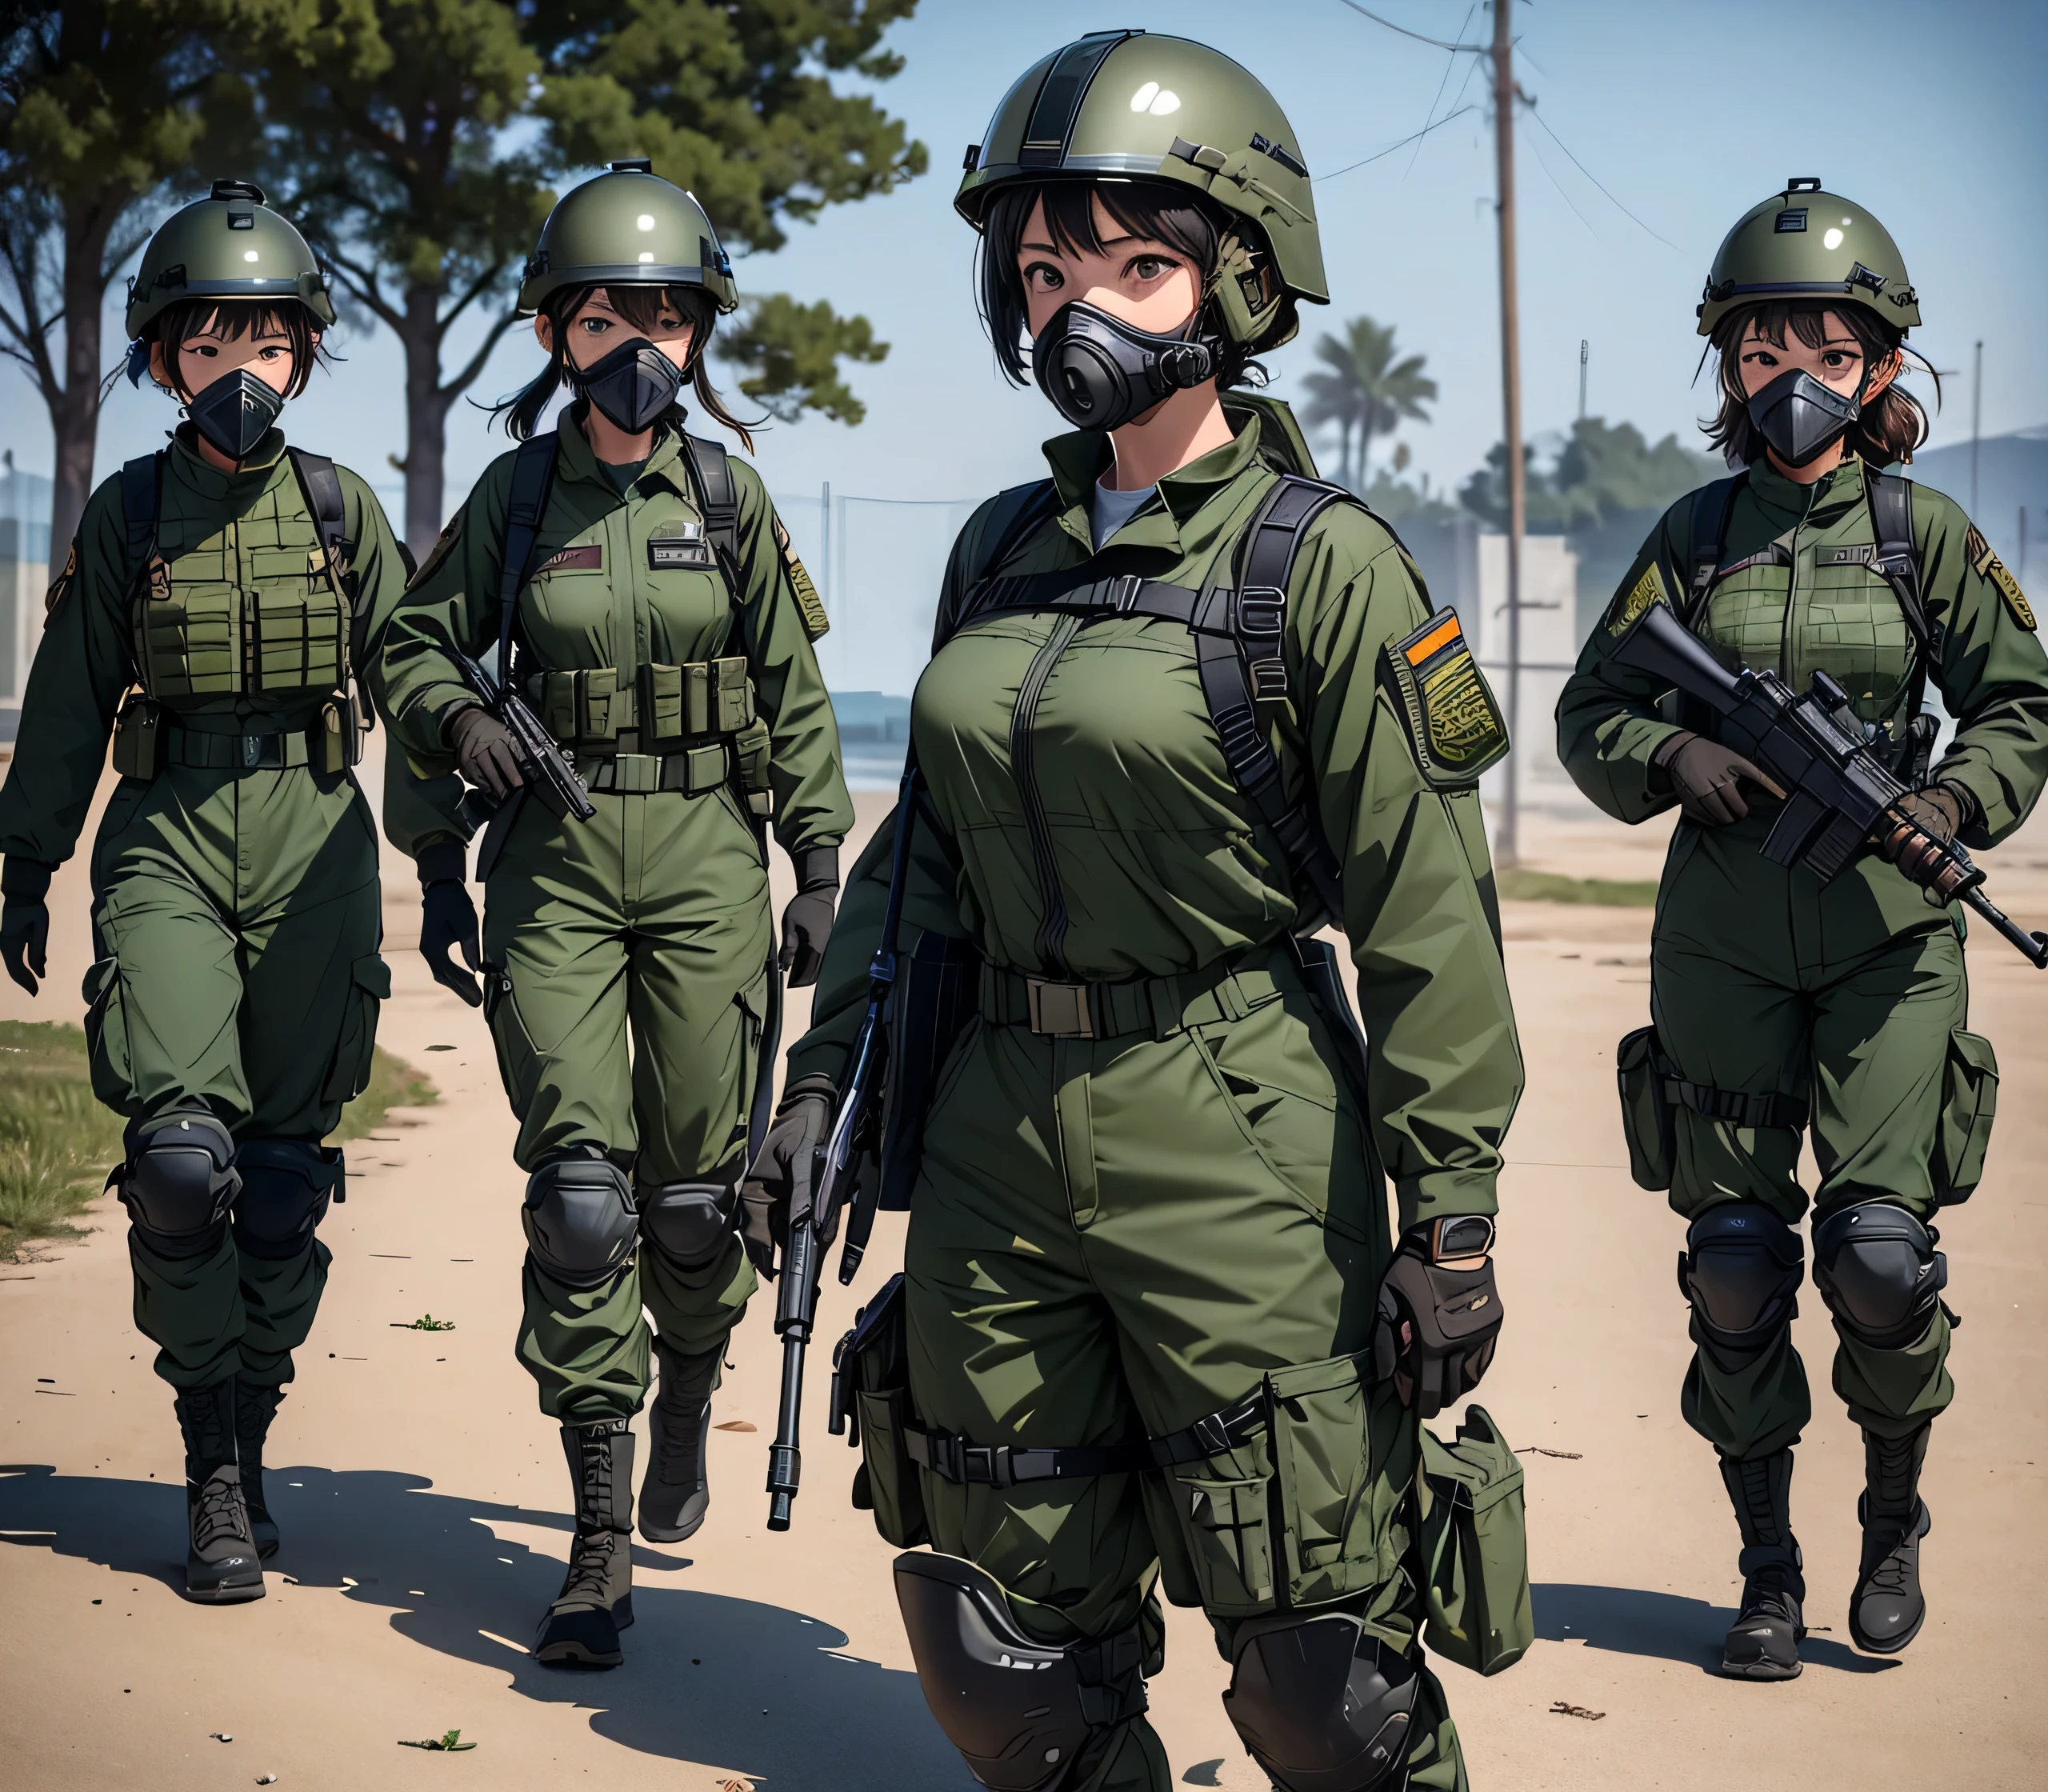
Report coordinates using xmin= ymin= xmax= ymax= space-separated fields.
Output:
xmin=43 ymin=540 xmax=78 ymax=620
xmin=412 ymin=504 xmax=466 ymax=589
xmin=773 ymin=514 xmax=830 ymax=639
xmin=1606 ymin=558 xmax=1669 ymax=638
xmin=1967 ymin=522 xmax=2036 ymax=627
xmin=1380 ymin=608 xmax=1510 ymax=786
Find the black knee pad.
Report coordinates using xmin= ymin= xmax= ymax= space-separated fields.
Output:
xmin=1813 ymin=1202 xmax=1946 ymax=1349
xmin=120 ymin=1110 xmax=238 ymax=1259
xmin=522 ymin=1150 xmax=638 ymax=1288
xmin=894 ymin=1551 xmax=1148 ymax=1792
xmin=1678 ymin=1202 xmax=1803 ymax=1356
xmin=233 ymin=1139 xmax=344 ymax=1261
xmin=638 ymin=1174 xmax=739 ymax=1270
xmin=1222 ymin=1611 xmax=1418 ymax=1792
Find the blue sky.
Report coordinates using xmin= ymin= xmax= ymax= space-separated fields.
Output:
xmin=6 ymin=1 xmax=2045 ymax=563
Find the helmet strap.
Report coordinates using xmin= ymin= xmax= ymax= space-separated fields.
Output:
xmin=1210 ymin=233 xmax=1284 ymax=347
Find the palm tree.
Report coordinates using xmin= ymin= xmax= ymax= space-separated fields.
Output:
xmin=1299 ymin=316 xmax=1438 ymax=494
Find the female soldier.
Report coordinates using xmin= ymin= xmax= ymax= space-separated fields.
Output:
xmin=378 ymin=162 xmax=850 ymax=1670
xmin=748 ymin=34 xmax=1522 ymax=1792
xmin=0 ymin=182 xmax=411 ymax=1603
xmin=1558 ymin=181 xmax=2048 ymax=1678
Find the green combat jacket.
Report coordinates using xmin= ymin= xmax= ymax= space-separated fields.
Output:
xmin=0 ymin=424 xmax=410 ymax=868
xmin=790 ymin=418 xmax=1525 ymax=1227
xmin=1558 ymin=457 xmax=2048 ymax=942
xmin=378 ymin=416 xmax=850 ymax=861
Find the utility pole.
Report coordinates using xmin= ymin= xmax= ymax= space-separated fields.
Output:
xmin=1970 ymin=341 xmax=1983 ymax=515
xmin=1491 ymin=0 xmax=1526 ymax=866
xmin=1578 ymin=339 xmax=1588 ymax=422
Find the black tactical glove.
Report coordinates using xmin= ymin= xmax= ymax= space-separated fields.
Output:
xmin=415 ymin=843 xmax=482 ymax=1007
xmin=446 ymin=702 xmax=523 ymax=802
xmin=778 ymin=846 xmax=840 ymax=989
xmin=1876 ymin=779 xmax=1974 ymax=862
xmin=1373 ymin=1218 xmax=1503 ymax=1420
xmin=0 ymin=858 xmax=53 ymax=998
xmin=1652 ymin=730 xmax=1780 ymax=826
xmin=739 ymin=1074 xmax=836 ymax=1278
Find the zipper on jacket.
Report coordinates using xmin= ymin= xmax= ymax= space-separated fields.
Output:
xmin=1011 ymin=612 xmax=1085 ymax=977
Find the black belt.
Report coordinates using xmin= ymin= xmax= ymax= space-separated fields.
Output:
xmin=162 ymin=726 xmax=320 ymax=770
xmin=903 ymin=1389 xmax=1268 ymax=1490
xmin=1662 ymin=1076 xmax=1809 ymax=1130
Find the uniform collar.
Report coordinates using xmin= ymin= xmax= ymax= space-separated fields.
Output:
xmin=1041 ymin=413 xmax=1267 ymax=557
xmin=1746 ymin=452 xmax=1867 ymax=526
xmin=166 ymin=422 xmax=289 ymax=502
xmin=551 ymin=406 xmax=690 ymax=500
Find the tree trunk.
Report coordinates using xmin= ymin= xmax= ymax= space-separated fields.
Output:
xmin=46 ymin=201 xmax=115 ymax=561
xmin=400 ymin=282 xmax=451 ymax=561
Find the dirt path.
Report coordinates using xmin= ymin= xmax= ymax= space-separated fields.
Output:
xmin=2 ymin=750 xmax=2043 ymax=1790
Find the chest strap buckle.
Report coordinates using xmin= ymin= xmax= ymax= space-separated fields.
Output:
xmin=1026 ymin=978 xmax=1096 ymax=1039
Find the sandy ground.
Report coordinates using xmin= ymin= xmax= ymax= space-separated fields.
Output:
xmin=2 ymin=744 xmax=2046 ymax=1792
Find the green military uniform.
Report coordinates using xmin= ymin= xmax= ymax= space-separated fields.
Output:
xmin=791 ymin=414 xmax=1525 ymax=1790
xmin=1560 ymin=454 xmax=2048 ymax=1452
xmin=383 ymin=416 xmax=850 ymax=1417
xmin=0 ymin=426 xmax=408 ymax=1388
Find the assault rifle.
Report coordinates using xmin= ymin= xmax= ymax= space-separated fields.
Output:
xmin=448 ymin=649 xmax=595 ymax=830
xmin=1613 ymin=598 xmax=2048 ymax=966
xmin=765 ymin=765 xmax=916 ymax=1531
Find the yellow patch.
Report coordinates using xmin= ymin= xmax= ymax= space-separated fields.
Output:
xmin=1606 ymin=559 xmax=1668 ymax=638
xmin=42 ymin=541 xmax=77 ymax=621
xmin=1987 ymin=554 xmax=2036 ymax=631
xmin=774 ymin=514 xmax=829 ymax=639
xmin=1381 ymin=608 xmax=1510 ymax=786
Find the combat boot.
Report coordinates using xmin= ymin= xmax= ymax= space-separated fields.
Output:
xmin=639 ymin=1337 xmax=722 ymax=1542
xmin=173 ymin=1377 xmax=265 ymax=1603
xmin=1850 ymin=1422 xmax=1932 ymax=1654
xmin=535 ymin=1419 xmax=636 ymax=1667
xmin=1718 ymin=1449 xmax=1804 ymax=1679
xmin=235 ymin=1381 xmax=285 ymax=1559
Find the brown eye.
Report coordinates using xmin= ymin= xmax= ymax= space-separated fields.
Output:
xmin=1130 ymin=256 xmax=1170 ymax=281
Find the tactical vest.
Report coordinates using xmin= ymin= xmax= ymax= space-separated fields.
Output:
xmin=110 ymin=448 xmax=362 ymax=776
xmin=493 ymin=428 xmax=773 ymax=813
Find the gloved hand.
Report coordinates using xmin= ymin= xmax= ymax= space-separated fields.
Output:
xmin=1653 ymin=730 xmax=1782 ymax=826
xmin=1877 ymin=780 xmax=1974 ymax=862
xmin=446 ymin=702 xmax=523 ymax=802
xmin=779 ymin=846 xmax=840 ymax=989
xmin=415 ymin=844 xmax=482 ymax=1007
xmin=0 ymin=858 xmax=53 ymax=998
xmin=739 ymin=1074 xmax=836 ymax=1278
xmin=1373 ymin=1218 xmax=1503 ymax=1420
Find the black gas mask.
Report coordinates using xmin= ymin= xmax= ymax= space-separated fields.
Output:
xmin=186 ymin=369 xmax=286 ymax=462
xmin=1032 ymin=302 xmax=1218 ymax=433
xmin=1746 ymin=367 xmax=1864 ymax=468
xmin=573 ymin=336 xmax=684 ymax=434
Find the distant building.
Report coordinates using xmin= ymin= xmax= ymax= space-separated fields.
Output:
xmin=0 ymin=457 xmax=52 ymax=738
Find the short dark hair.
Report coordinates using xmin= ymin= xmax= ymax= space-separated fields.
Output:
xmin=494 ymin=283 xmax=754 ymax=450
xmin=1706 ymin=299 xmax=1931 ymax=468
xmin=152 ymin=298 xmax=329 ymax=401
xmin=975 ymin=178 xmax=1292 ymax=391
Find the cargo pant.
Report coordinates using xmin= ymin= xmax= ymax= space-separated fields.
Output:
xmin=898 ymin=948 xmax=1466 ymax=1792
xmin=85 ymin=763 xmax=386 ymax=1390
xmin=1652 ymin=828 xmax=1970 ymax=1460
xmin=481 ymin=787 xmax=765 ymax=1423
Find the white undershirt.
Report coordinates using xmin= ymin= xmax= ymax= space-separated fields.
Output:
xmin=1090 ymin=479 xmax=1159 ymax=551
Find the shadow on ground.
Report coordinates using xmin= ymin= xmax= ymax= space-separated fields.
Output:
xmin=0 ymin=1462 xmax=971 ymax=1788
xmin=1534 ymin=1582 xmax=1900 ymax=1676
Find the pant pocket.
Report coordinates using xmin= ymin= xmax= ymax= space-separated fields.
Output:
xmin=482 ymin=961 xmax=542 ymax=1121
xmin=833 ymin=1275 xmax=931 ymax=1549
xmin=1266 ymin=1349 xmax=1384 ymax=1607
xmin=1174 ymin=1472 xmax=1276 ymax=1614
xmin=82 ymin=956 xmax=135 ymax=1107
xmin=1933 ymin=1029 xmax=1997 ymax=1205
xmin=1417 ymin=1404 xmax=1534 ymax=1676
xmin=1615 ymin=1024 xmax=1675 ymax=1190
xmin=321 ymin=954 xmax=390 ymax=1105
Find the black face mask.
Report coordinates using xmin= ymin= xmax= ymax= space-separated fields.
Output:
xmin=186 ymin=369 xmax=286 ymax=462
xmin=573 ymin=337 xmax=683 ymax=434
xmin=1032 ymin=302 xmax=1217 ymax=433
xmin=1746 ymin=367 xmax=1863 ymax=468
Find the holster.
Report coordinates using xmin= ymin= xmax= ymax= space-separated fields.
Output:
xmin=830 ymin=1274 xmax=931 ymax=1548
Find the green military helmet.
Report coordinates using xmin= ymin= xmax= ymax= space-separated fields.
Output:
xmin=125 ymin=179 xmax=335 ymax=342
xmin=1698 ymin=177 xmax=1920 ymax=338
xmin=958 ymin=30 xmax=1327 ymax=338
xmin=518 ymin=160 xmax=738 ymax=318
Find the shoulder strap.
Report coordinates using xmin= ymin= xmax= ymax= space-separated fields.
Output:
xmin=1681 ymin=474 xmax=1745 ymax=626
xmin=680 ymin=433 xmax=741 ymax=573
xmin=497 ymin=431 xmax=562 ymax=670
xmin=286 ymin=448 xmax=348 ymax=574
xmin=1866 ymin=470 xmax=1931 ymax=653
xmin=119 ymin=454 xmax=161 ymax=598
xmin=935 ymin=479 xmax=1059 ymax=654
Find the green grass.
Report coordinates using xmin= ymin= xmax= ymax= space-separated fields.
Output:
xmin=1498 ymin=867 xmax=1660 ymax=907
xmin=0 ymin=1030 xmax=437 ymax=1259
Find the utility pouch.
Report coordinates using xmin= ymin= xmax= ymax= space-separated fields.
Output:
xmin=1933 ymin=1028 xmax=1998 ymax=1205
xmin=733 ymin=714 xmax=774 ymax=818
xmin=878 ymin=931 xmax=982 ymax=1211
xmin=1417 ymin=1405 xmax=1534 ymax=1676
xmin=830 ymin=1273 xmax=931 ymax=1548
xmin=685 ymin=656 xmax=755 ymax=735
xmin=315 ymin=690 xmax=360 ymax=773
xmin=110 ymin=694 xmax=163 ymax=780
xmin=1615 ymin=1025 xmax=1676 ymax=1191
xmin=638 ymin=662 xmax=685 ymax=744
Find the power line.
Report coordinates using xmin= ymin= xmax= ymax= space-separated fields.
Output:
xmin=1322 ymin=106 xmax=1480 ymax=182
xmin=1329 ymin=0 xmax=1486 ymax=51
xmin=1516 ymin=97 xmax=1682 ymax=253
xmin=1407 ymin=2 xmax=1481 ymax=177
